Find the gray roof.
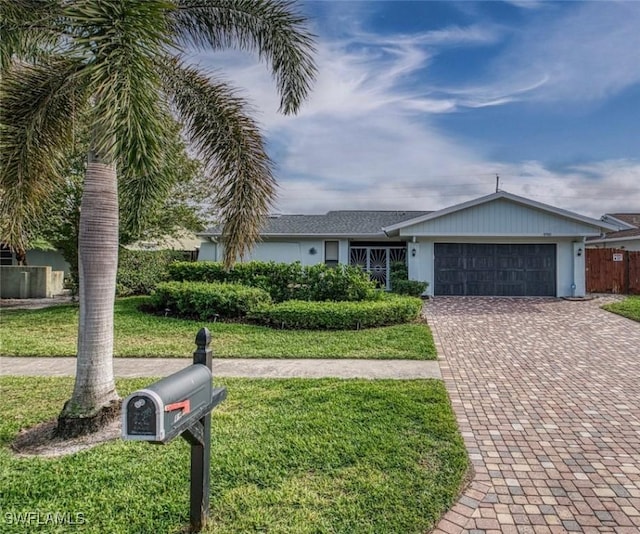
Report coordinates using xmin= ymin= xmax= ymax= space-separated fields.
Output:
xmin=201 ymin=210 xmax=431 ymax=237
xmin=587 ymin=212 xmax=640 ymax=242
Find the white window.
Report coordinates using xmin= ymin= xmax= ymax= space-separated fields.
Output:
xmin=324 ymin=241 xmax=339 ymax=267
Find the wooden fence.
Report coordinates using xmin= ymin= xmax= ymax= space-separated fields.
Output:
xmin=586 ymin=248 xmax=640 ymax=294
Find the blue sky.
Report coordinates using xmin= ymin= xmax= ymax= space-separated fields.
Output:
xmin=196 ymin=0 xmax=640 ymax=218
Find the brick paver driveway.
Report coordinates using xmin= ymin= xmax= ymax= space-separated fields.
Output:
xmin=426 ymin=297 xmax=640 ymax=534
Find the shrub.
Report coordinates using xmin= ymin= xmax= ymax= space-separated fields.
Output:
xmin=117 ymin=249 xmax=187 ymax=296
xmin=151 ymin=281 xmax=271 ymax=319
xmin=389 ymin=261 xmax=428 ymax=297
xmin=248 ymin=294 xmax=422 ymax=330
xmin=168 ymin=261 xmax=377 ymax=302
xmin=303 ymin=264 xmax=378 ymax=301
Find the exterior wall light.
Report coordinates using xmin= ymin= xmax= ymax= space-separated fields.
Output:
xmin=309 ymin=247 xmax=317 ymax=255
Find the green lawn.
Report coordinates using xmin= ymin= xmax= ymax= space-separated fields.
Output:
xmin=1 ymin=297 xmax=436 ymax=359
xmin=0 ymin=376 xmax=468 ymax=534
xmin=602 ymin=296 xmax=640 ymax=322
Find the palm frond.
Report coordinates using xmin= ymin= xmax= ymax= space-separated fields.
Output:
xmin=0 ymin=57 xmax=86 ymax=252
xmin=162 ymin=59 xmax=276 ymax=267
xmin=0 ymin=0 xmax=66 ymax=70
xmin=67 ymin=1 xmax=175 ymax=233
xmin=170 ymin=0 xmax=317 ymax=114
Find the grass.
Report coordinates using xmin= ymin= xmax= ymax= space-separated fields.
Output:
xmin=0 ymin=376 xmax=468 ymax=534
xmin=1 ymin=297 xmax=436 ymax=359
xmin=602 ymin=296 xmax=640 ymax=322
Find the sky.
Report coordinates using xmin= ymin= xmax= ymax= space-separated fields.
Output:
xmin=194 ymin=0 xmax=640 ymax=219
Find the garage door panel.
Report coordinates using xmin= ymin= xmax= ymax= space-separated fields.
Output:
xmin=496 ymin=283 xmax=525 ymax=296
xmin=467 ymin=256 xmax=495 ymax=269
xmin=435 ymin=256 xmax=465 ymax=269
xmin=434 ymin=243 xmax=556 ymax=296
xmin=466 ymin=282 xmax=498 ymax=295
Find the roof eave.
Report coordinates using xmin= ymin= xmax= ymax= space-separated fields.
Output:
xmin=587 ymin=235 xmax=640 ymax=244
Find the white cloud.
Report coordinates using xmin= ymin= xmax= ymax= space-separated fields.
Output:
xmin=190 ymin=3 xmax=640 ymax=219
xmin=449 ymin=2 xmax=640 ymax=106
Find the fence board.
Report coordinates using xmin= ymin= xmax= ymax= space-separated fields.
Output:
xmin=586 ymin=248 xmax=640 ymax=294
xmin=629 ymin=251 xmax=640 ymax=295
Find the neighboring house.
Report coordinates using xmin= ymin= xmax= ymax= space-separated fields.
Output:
xmin=1 ymin=244 xmax=71 ymax=277
xmin=198 ymin=191 xmax=618 ymax=297
xmin=586 ymin=213 xmax=640 ymax=251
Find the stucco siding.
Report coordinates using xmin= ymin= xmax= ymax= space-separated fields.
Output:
xmin=198 ymin=239 xmax=352 ymax=267
xmin=24 ymin=250 xmax=70 ymax=277
xmin=399 ymin=199 xmax=602 ymax=237
xmin=198 ymin=242 xmax=218 ymax=261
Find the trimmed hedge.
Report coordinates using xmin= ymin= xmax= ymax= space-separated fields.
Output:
xmin=168 ymin=261 xmax=377 ymax=302
xmin=117 ymin=249 xmax=187 ymax=296
xmin=151 ymin=281 xmax=271 ymax=319
xmin=248 ymin=294 xmax=423 ymax=330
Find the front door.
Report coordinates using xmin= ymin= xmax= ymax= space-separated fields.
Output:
xmin=349 ymin=244 xmax=407 ymax=289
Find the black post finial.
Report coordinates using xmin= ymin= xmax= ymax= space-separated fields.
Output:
xmin=194 ymin=327 xmax=212 ymax=369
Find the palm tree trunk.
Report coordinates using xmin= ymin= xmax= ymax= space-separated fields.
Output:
xmin=57 ymin=155 xmax=120 ymax=438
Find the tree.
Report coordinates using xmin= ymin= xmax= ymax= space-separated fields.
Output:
xmin=0 ymin=0 xmax=316 ymax=437
xmin=34 ymin=115 xmax=211 ymax=295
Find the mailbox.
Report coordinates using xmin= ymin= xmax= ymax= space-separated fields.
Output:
xmin=122 ymin=328 xmax=226 ymax=532
xmin=122 ymin=364 xmax=226 ymax=443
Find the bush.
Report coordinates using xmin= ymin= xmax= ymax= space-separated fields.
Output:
xmin=151 ymin=281 xmax=271 ymax=319
xmin=389 ymin=261 xmax=428 ymax=297
xmin=168 ymin=261 xmax=377 ymax=302
xmin=117 ymin=249 xmax=187 ymax=296
xmin=248 ymin=294 xmax=422 ymax=330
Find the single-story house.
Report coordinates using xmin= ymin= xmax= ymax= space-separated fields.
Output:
xmin=198 ymin=191 xmax=618 ymax=298
xmin=586 ymin=213 xmax=640 ymax=251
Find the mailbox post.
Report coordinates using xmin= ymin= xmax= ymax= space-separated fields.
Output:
xmin=188 ymin=328 xmax=213 ymax=531
xmin=122 ymin=328 xmax=226 ymax=532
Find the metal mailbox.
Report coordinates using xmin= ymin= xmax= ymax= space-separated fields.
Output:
xmin=122 ymin=363 xmax=226 ymax=443
xmin=121 ymin=327 xmax=226 ymax=532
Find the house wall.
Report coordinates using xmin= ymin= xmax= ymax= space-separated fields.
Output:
xmin=399 ymin=198 xmax=602 ymax=237
xmin=198 ymin=241 xmax=218 ymax=261
xmin=198 ymin=239 xmax=351 ymax=266
xmin=409 ymin=237 xmax=586 ymax=298
xmin=21 ymin=250 xmax=71 ymax=277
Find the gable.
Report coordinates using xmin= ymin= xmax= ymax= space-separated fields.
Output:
xmin=397 ymin=198 xmax=605 ymax=237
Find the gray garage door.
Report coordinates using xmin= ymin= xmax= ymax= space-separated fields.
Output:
xmin=434 ymin=243 xmax=556 ymax=296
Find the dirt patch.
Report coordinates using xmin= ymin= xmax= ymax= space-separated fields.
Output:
xmin=11 ymin=418 xmax=120 ymax=458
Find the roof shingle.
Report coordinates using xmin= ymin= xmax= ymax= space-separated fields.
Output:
xmin=201 ymin=210 xmax=431 ymax=237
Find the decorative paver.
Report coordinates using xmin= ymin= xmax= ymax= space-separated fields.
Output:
xmin=426 ymin=297 xmax=640 ymax=534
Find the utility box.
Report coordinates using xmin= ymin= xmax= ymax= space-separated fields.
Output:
xmin=122 ymin=364 xmax=225 ymax=443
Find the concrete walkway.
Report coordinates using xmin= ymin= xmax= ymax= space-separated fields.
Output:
xmin=427 ymin=297 xmax=640 ymax=534
xmin=0 ymin=356 xmax=441 ymax=379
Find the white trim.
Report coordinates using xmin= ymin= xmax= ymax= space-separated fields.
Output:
xmin=587 ymin=235 xmax=640 ymax=245
xmin=400 ymin=232 xmax=602 ymax=237
xmin=600 ymin=214 xmax=638 ymax=230
xmin=382 ymin=191 xmax=619 ymax=235
xmin=198 ymin=232 xmax=391 ymax=238
xmin=121 ymin=389 xmax=165 ymax=442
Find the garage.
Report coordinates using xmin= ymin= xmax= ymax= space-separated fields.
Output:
xmin=434 ymin=243 xmax=556 ymax=296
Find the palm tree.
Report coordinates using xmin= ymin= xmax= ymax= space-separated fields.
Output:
xmin=0 ymin=0 xmax=316 ymax=437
